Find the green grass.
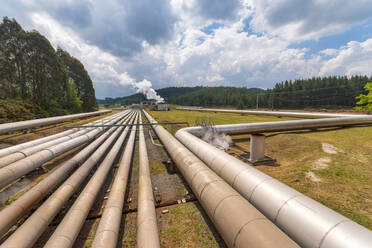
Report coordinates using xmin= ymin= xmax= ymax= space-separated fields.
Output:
xmin=148 ymin=107 xmax=294 ymax=133
xmin=158 ymin=203 xmax=219 ymax=247
xmin=149 ymin=108 xmax=372 ymax=230
xmin=150 ymin=160 xmax=166 ymax=175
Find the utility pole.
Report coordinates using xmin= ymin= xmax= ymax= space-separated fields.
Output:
xmin=271 ymin=94 xmax=274 ymax=111
xmin=256 ymin=94 xmax=259 ymax=109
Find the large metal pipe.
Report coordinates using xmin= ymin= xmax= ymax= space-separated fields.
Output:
xmin=43 ymin=113 xmax=137 ymax=248
xmin=175 ymin=111 xmax=372 ymax=248
xmin=135 ymin=113 xmax=160 ymax=248
xmin=0 ymin=112 xmax=135 ymax=248
xmin=0 ymin=112 xmax=125 ymax=168
xmin=143 ymin=110 xmax=298 ymax=248
xmin=177 ymin=107 xmax=368 ymax=119
xmin=0 ymin=110 xmax=111 ymax=135
xmin=0 ymin=111 xmax=132 ymax=239
xmin=183 ymin=115 xmax=372 ymax=136
xmin=0 ymin=112 xmax=121 ymax=159
xmin=0 ymin=112 xmax=128 ymax=189
xmin=91 ymin=112 xmax=138 ymax=248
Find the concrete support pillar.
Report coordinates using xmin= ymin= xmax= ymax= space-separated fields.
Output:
xmin=250 ymin=134 xmax=265 ymax=162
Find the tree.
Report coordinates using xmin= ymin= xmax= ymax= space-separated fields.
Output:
xmin=66 ymin=81 xmax=83 ymax=113
xmin=237 ymin=98 xmax=245 ymax=110
xmin=355 ymin=81 xmax=372 ymax=112
xmin=0 ymin=17 xmax=98 ymax=117
xmin=56 ymin=48 xmax=98 ymax=111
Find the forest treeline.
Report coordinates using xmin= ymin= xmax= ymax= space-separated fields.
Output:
xmin=0 ymin=17 xmax=97 ymax=122
xmin=100 ymin=75 xmax=371 ymax=109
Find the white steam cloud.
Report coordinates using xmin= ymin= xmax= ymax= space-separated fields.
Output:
xmin=201 ymin=127 xmax=232 ymax=151
xmin=117 ymin=72 xmax=164 ymax=103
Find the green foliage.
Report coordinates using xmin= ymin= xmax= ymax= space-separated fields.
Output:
xmin=0 ymin=99 xmax=48 ymax=123
xmin=56 ymin=48 xmax=98 ymax=111
xmin=237 ymin=99 xmax=245 ymax=109
xmin=0 ymin=17 xmax=98 ymax=120
xmin=66 ymin=81 xmax=83 ymax=113
xmin=100 ymin=75 xmax=370 ymax=109
xmin=355 ymin=82 xmax=372 ymax=111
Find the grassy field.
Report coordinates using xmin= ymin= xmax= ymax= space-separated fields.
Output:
xmin=148 ymin=107 xmax=372 ymax=230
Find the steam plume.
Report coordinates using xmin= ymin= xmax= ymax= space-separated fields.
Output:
xmin=201 ymin=126 xmax=232 ymax=151
xmin=118 ymin=72 xmax=164 ymax=103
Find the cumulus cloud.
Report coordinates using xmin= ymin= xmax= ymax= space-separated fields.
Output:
xmin=249 ymin=0 xmax=372 ymax=41
xmin=0 ymin=0 xmax=371 ymax=99
xmin=320 ymin=39 xmax=372 ymax=76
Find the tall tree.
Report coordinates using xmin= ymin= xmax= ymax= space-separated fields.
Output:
xmin=355 ymin=81 xmax=372 ymax=112
xmin=56 ymin=48 xmax=98 ymax=111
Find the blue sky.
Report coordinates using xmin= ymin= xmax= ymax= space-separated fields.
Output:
xmin=1 ymin=0 xmax=372 ymax=98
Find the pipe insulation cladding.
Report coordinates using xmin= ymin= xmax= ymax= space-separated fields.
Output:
xmin=0 ymin=112 xmax=125 ymax=168
xmin=0 ymin=112 xmax=130 ymax=238
xmin=135 ymin=113 xmax=160 ymax=248
xmin=43 ymin=113 xmax=136 ymax=248
xmin=143 ymin=110 xmax=299 ymax=248
xmin=175 ymin=108 xmax=372 ymax=248
xmin=0 ymin=112 xmax=129 ymax=190
xmin=0 ymin=112 xmax=134 ymax=246
xmin=0 ymin=110 xmax=111 ymax=135
xmin=91 ymin=111 xmax=138 ymax=248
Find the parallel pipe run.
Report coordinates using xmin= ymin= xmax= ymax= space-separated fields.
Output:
xmin=136 ymin=113 xmax=160 ymax=248
xmin=43 ymin=113 xmax=137 ymax=248
xmin=0 ymin=112 xmax=118 ymax=159
xmin=0 ymin=112 xmax=124 ymax=168
xmin=91 ymin=111 xmax=138 ymax=248
xmin=0 ymin=111 xmax=132 ymax=239
xmin=175 ymin=110 xmax=372 ymax=248
xmin=183 ymin=115 xmax=372 ymax=136
xmin=0 ymin=112 xmax=128 ymax=190
xmin=0 ymin=110 xmax=111 ymax=135
xmin=143 ymin=110 xmax=298 ymax=248
xmin=177 ymin=107 xmax=369 ymax=119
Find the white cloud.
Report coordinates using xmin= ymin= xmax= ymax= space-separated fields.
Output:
xmin=248 ymin=0 xmax=372 ymax=41
xmin=2 ymin=0 xmax=371 ymax=98
xmin=320 ymin=39 xmax=372 ymax=76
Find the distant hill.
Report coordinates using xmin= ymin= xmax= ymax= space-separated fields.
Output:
xmin=98 ymin=75 xmax=371 ymax=109
xmin=97 ymin=86 xmax=262 ymax=106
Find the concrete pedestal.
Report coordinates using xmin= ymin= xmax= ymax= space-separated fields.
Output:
xmin=250 ymin=134 xmax=265 ymax=162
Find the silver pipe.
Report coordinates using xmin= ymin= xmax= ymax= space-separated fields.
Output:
xmin=0 ymin=113 xmax=124 ymax=168
xmin=175 ymin=109 xmax=372 ymax=248
xmin=183 ymin=115 xmax=372 ymax=136
xmin=91 ymin=112 xmax=138 ymax=248
xmin=0 ymin=110 xmax=111 ymax=135
xmin=0 ymin=112 xmax=128 ymax=189
xmin=136 ymin=113 xmax=160 ymax=248
xmin=0 ymin=112 xmax=121 ymax=159
xmin=0 ymin=111 xmax=131 ymax=239
xmin=177 ymin=107 xmax=369 ymax=119
xmin=43 ymin=112 xmax=136 ymax=248
xmin=0 ymin=112 xmax=135 ymax=248
xmin=143 ymin=110 xmax=298 ymax=248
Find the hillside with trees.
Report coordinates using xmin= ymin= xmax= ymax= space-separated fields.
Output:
xmin=0 ymin=17 xmax=97 ymax=123
xmin=99 ymin=75 xmax=370 ymax=109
